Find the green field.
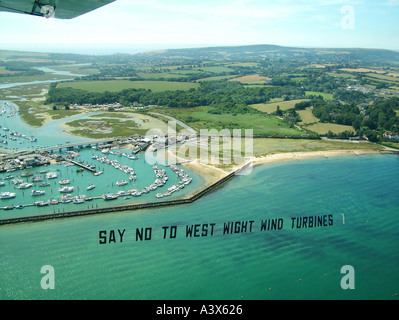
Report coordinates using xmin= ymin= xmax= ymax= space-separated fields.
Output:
xmin=157 ymin=106 xmax=304 ymax=137
xmin=298 ymin=107 xmax=319 ymax=124
xmin=58 ymin=80 xmax=200 ymax=92
xmin=327 ymin=72 xmax=355 ymax=79
xmin=364 ymin=73 xmax=399 ymax=83
xmin=136 ymin=72 xmax=187 ymax=80
xmin=197 ymin=75 xmax=237 ymax=82
xmin=224 ymin=62 xmax=260 ymax=68
xmin=307 ymin=122 xmax=355 ymax=135
xmin=252 ymin=99 xmax=307 ymax=114
xmin=252 ymin=138 xmax=383 ymax=156
xmin=297 ymin=108 xmax=355 ymax=135
xmin=305 ymin=91 xmax=333 ymax=100
xmin=0 ymin=66 xmax=17 ymax=75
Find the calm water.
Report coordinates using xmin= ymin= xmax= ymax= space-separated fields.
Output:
xmin=0 ymin=101 xmax=202 ymax=217
xmin=0 ymin=154 xmax=398 ymax=300
xmin=0 ymin=100 xmax=95 ymax=150
xmin=0 ymin=147 xmax=203 ymax=218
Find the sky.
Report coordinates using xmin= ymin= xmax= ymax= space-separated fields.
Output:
xmin=0 ymin=0 xmax=398 ymax=54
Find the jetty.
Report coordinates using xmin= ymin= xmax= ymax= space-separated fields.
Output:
xmin=37 ymin=138 xmax=119 ymax=154
xmin=63 ymin=158 xmax=97 ymax=173
xmin=0 ymin=137 xmax=127 ymax=161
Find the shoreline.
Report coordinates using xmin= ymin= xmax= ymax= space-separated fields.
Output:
xmin=252 ymin=148 xmax=388 ymax=167
xmin=181 ymin=148 xmax=398 ymax=187
xmin=1 ymin=148 xmax=396 ymax=226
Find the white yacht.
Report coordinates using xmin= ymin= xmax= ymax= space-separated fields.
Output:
xmin=73 ymin=195 xmax=86 ymax=204
xmin=30 ymin=176 xmax=43 ymax=182
xmin=17 ymin=183 xmax=33 ymax=189
xmin=102 ymin=193 xmax=117 ymax=200
xmin=116 ymin=180 xmax=128 ymax=186
xmin=46 ymin=172 xmax=58 ymax=179
xmin=0 ymin=192 xmax=16 ymax=199
xmin=31 ymin=190 xmax=45 ymax=196
xmin=59 ymin=186 xmax=74 ymax=193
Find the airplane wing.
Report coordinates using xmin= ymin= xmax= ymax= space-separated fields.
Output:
xmin=0 ymin=0 xmax=116 ymax=19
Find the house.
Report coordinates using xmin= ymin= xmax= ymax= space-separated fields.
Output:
xmin=18 ymin=155 xmax=37 ymax=167
xmin=383 ymin=132 xmax=399 ymax=140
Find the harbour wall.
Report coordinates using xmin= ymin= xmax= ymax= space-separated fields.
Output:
xmin=0 ymin=166 xmax=243 ymax=226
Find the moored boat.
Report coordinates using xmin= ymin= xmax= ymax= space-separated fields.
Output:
xmin=73 ymin=195 xmax=86 ymax=204
xmin=17 ymin=182 xmax=33 ymax=189
xmin=34 ymin=200 xmax=49 ymax=207
xmin=39 ymin=182 xmax=50 ymax=187
xmin=31 ymin=190 xmax=45 ymax=196
xmin=46 ymin=172 xmax=58 ymax=179
xmin=30 ymin=175 xmax=43 ymax=182
xmin=116 ymin=180 xmax=128 ymax=186
xmin=0 ymin=192 xmax=16 ymax=199
xmin=59 ymin=186 xmax=74 ymax=193
xmin=102 ymin=193 xmax=117 ymax=200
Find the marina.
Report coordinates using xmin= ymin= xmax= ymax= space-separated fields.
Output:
xmin=0 ymin=163 xmax=234 ymax=226
xmin=0 ymin=146 xmax=197 ymax=218
xmin=0 ymin=100 xmax=198 ymax=221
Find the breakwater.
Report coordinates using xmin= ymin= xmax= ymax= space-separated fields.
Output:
xmin=0 ymin=164 xmax=248 ymax=226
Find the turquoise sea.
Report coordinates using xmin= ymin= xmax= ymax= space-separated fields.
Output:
xmin=1 ymin=153 xmax=398 ymax=300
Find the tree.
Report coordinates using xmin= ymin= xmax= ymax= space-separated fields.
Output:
xmin=365 ymin=130 xmax=378 ymax=142
xmin=352 ymin=119 xmax=361 ymax=132
xmin=276 ymin=105 xmax=283 ymax=116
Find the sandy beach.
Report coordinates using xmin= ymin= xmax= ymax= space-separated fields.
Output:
xmin=251 ymin=149 xmax=385 ymax=167
xmin=180 ymin=148 xmax=395 ymax=189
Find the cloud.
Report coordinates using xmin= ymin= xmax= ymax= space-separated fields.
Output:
xmin=385 ymin=0 xmax=399 ymax=5
xmin=0 ymin=0 xmax=397 ymax=50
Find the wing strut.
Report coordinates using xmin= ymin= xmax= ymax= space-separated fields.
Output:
xmin=0 ymin=0 xmax=55 ymax=18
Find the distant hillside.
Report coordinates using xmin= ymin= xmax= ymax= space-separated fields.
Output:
xmin=141 ymin=44 xmax=399 ymax=64
xmin=0 ymin=49 xmax=95 ymax=64
xmin=2 ymin=44 xmax=399 ymax=65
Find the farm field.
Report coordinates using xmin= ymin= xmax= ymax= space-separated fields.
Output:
xmin=136 ymin=72 xmax=187 ymax=80
xmin=0 ymin=66 xmax=18 ymax=75
xmin=197 ymin=75 xmax=237 ymax=82
xmin=298 ymin=107 xmax=319 ymax=124
xmin=156 ymin=106 xmax=304 ymax=137
xmin=229 ymin=74 xmax=270 ymax=83
xmin=339 ymin=67 xmax=387 ymax=74
xmin=252 ymin=99 xmax=307 ymax=114
xmin=305 ymin=91 xmax=333 ymax=100
xmin=57 ymin=80 xmax=200 ymax=92
xmin=363 ymin=73 xmax=399 ymax=83
xmin=306 ymin=122 xmax=355 ymax=135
